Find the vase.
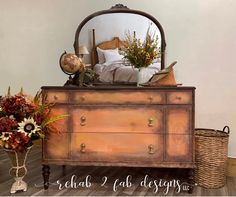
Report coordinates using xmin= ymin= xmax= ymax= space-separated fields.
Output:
xmin=137 ymin=67 xmax=144 ymax=87
xmin=5 ymin=146 xmax=32 ymax=194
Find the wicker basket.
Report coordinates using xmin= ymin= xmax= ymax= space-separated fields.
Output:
xmin=194 ymin=126 xmax=230 ymax=189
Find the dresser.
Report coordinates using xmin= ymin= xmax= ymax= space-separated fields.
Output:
xmin=41 ymin=86 xmax=195 ymax=190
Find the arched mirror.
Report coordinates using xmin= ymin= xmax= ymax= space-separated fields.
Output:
xmin=73 ymin=4 xmax=166 ymax=85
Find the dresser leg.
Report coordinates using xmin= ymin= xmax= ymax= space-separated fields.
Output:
xmin=187 ymin=168 xmax=194 ymax=194
xmin=42 ymin=165 xmax=50 ymax=190
xmin=62 ymin=165 xmax=66 ymax=176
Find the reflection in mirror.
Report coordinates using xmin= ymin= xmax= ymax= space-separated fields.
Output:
xmin=79 ymin=13 xmax=161 ymax=65
xmin=73 ymin=4 xmax=166 ymax=85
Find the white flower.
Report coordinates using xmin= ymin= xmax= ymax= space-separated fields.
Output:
xmin=18 ymin=117 xmax=41 ymax=137
xmin=18 ymin=129 xmax=29 ymax=136
xmin=0 ymin=132 xmax=12 ymax=141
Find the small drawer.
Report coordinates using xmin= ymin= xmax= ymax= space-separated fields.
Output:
xmin=44 ymin=91 xmax=68 ymax=103
xmin=72 ymin=90 xmax=165 ymax=105
xmin=167 ymin=91 xmax=192 ymax=104
xmin=71 ymin=133 xmax=163 ymax=163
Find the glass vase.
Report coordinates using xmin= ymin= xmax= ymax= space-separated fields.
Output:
xmin=5 ymin=146 xmax=32 ymax=194
xmin=137 ymin=67 xmax=144 ymax=87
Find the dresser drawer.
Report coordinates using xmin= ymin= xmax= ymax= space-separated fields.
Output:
xmin=167 ymin=91 xmax=192 ymax=104
xmin=43 ymin=132 xmax=69 ymax=160
xmin=44 ymin=91 xmax=69 ymax=103
xmin=43 ymin=106 xmax=70 ymax=160
xmin=71 ymin=90 xmax=165 ymax=105
xmin=71 ymin=133 xmax=163 ymax=163
xmin=71 ymin=106 xmax=164 ymax=134
xmin=47 ymin=106 xmax=70 ymax=132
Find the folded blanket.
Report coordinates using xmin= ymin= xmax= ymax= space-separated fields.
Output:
xmin=98 ymin=60 xmax=161 ymax=83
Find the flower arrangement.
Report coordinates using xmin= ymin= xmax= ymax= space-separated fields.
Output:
xmin=123 ymin=29 xmax=160 ymax=70
xmin=0 ymin=88 xmax=65 ymax=152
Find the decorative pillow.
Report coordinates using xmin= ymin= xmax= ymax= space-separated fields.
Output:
xmin=103 ymin=50 xmax=123 ymax=63
xmin=96 ymin=47 xmax=119 ymax=64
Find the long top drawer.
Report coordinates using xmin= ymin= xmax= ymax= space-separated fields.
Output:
xmin=43 ymin=89 xmax=194 ymax=105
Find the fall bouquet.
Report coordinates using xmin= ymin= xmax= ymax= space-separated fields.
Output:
xmin=123 ymin=29 xmax=160 ymax=70
xmin=0 ymin=89 xmax=64 ymax=152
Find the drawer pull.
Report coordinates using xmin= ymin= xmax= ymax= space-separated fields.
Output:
xmin=54 ymin=95 xmax=58 ymax=100
xmin=175 ymin=96 xmax=182 ymax=100
xmin=80 ymin=116 xmax=86 ymax=126
xmin=148 ymin=118 xmax=154 ymax=127
xmin=148 ymin=96 xmax=153 ymax=102
xmin=148 ymin=144 xmax=155 ymax=154
xmin=80 ymin=143 xmax=86 ymax=153
xmin=80 ymin=96 xmax=85 ymax=102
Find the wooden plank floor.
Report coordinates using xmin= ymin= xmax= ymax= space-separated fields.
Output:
xmin=0 ymin=145 xmax=236 ymax=196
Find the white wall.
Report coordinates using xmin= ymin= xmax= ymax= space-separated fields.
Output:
xmin=0 ymin=0 xmax=235 ymax=157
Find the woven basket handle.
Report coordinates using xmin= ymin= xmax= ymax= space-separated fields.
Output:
xmin=223 ymin=126 xmax=230 ymax=134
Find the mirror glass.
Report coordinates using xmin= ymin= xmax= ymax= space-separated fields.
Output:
xmin=79 ymin=13 xmax=162 ymax=64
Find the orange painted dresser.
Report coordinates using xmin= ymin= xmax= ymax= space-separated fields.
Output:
xmin=41 ymin=86 xmax=195 ymax=189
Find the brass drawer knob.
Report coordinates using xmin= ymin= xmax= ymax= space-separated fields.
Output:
xmin=148 ymin=144 xmax=155 ymax=154
xmin=148 ymin=96 xmax=153 ymax=102
xmin=80 ymin=143 xmax=86 ymax=153
xmin=80 ymin=116 xmax=86 ymax=126
xmin=80 ymin=96 xmax=85 ymax=102
xmin=54 ymin=95 xmax=58 ymax=100
xmin=148 ymin=118 xmax=154 ymax=127
xmin=175 ymin=96 xmax=182 ymax=100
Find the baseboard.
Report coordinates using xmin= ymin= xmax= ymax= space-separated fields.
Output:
xmin=227 ymin=157 xmax=236 ymax=177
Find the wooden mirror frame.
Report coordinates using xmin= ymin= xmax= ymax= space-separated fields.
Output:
xmin=74 ymin=4 xmax=166 ymax=70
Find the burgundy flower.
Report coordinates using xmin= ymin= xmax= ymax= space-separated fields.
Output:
xmin=0 ymin=117 xmax=18 ymax=134
xmin=1 ymin=95 xmax=26 ymax=115
xmin=33 ymin=112 xmax=44 ymax=125
xmin=7 ymin=132 xmax=30 ymax=152
xmin=33 ymin=107 xmax=50 ymax=125
xmin=0 ymin=91 xmax=65 ymax=152
xmin=1 ymin=95 xmax=36 ymax=121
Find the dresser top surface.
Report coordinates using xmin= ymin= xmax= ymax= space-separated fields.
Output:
xmin=41 ymin=85 xmax=195 ymax=91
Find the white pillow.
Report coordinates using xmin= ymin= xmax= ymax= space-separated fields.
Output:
xmin=96 ymin=47 xmax=118 ymax=64
xmin=103 ymin=50 xmax=123 ymax=63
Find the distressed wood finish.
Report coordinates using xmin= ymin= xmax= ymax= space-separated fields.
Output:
xmin=72 ymin=90 xmax=165 ymax=105
xmin=167 ymin=91 xmax=192 ymax=104
xmin=166 ymin=107 xmax=192 ymax=134
xmin=71 ymin=133 xmax=163 ymax=162
xmin=41 ymin=86 xmax=195 ymax=189
xmin=43 ymin=131 xmax=69 ymax=160
xmin=45 ymin=91 xmax=68 ymax=103
xmin=71 ymin=106 xmax=164 ymax=133
xmin=165 ymin=134 xmax=192 ymax=162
